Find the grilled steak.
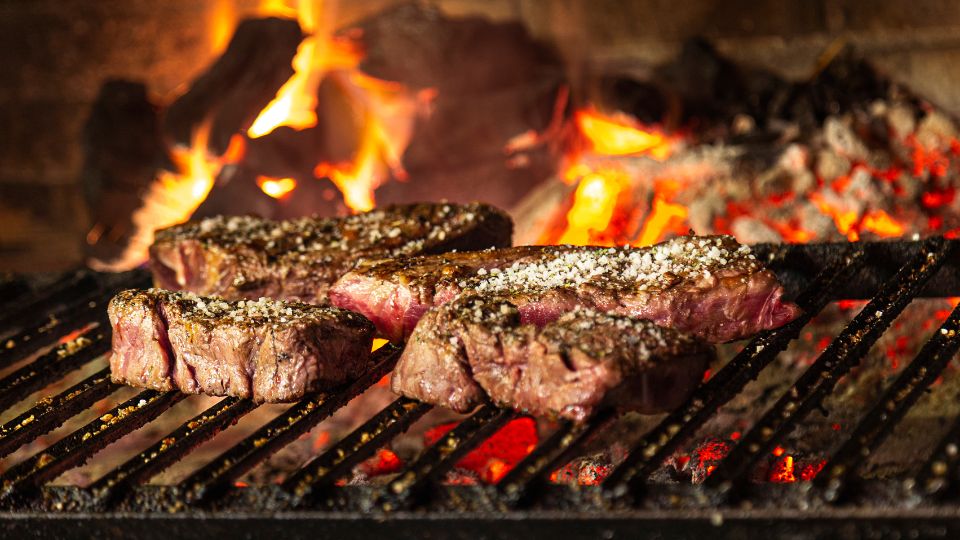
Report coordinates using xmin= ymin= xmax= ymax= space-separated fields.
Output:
xmin=331 ymin=235 xmax=800 ymax=343
xmin=150 ymin=202 xmax=512 ymax=304
xmin=108 ymin=289 xmax=374 ymax=402
xmin=394 ymin=296 xmax=714 ymax=420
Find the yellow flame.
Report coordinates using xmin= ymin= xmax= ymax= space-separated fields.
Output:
xmin=575 ymin=109 xmax=675 ymax=160
xmin=90 ymin=123 xmax=219 ymax=271
xmin=315 ymin=120 xmax=379 ymax=212
xmin=248 ymin=1 xmax=361 ymax=137
xmin=256 ymin=176 xmax=298 ymax=199
xmin=209 ymin=0 xmax=237 ymax=54
xmin=558 ymin=170 xmax=626 ymax=245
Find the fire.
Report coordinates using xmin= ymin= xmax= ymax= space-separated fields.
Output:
xmin=553 ymin=108 xmax=681 ymax=246
xmin=314 ymin=72 xmax=423 ymax=212
xmin=256 ymin=176 xmax=297 ymax=199
xmin=636 ymin=192 xmax=688 ymax=246
xmin=247 ymin=1 xmax=418 ymax=212
xmin=94 ymin=0 xmax=425 ymax=270
xmin=424 ymin=417 xmax=538 ymax=484
xmin=247 ymin=1 xmax=358 ymax=137
xmin=558 ymin=170 xmax=627 ymax=245
xmin=89 ymin=122 xmax=220 ymax=271
xmin=314 ymin=120 xmax=381 ymax=212
xmin=575 ymin=109 xmax=675 ymax=160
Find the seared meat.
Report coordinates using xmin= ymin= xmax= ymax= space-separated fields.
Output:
xmin=150 ymin=202 xmax=512 ymax=304
xmin=331 ymin=235 xmax=800 ymax=343
xmin=393 ymin=296 xmax=714 ymax=421
xmin=108 ymin=289 xmax=374 ymax=402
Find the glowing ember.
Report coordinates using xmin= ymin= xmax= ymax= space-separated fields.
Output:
xmin=424 ymin=417 xmax=537 ymax=484
xmin=860 ymin=209 xmax=906 ymax=238
xmin=358 ymin=448 xmax=403 ymax=477
xmin=800 ymin=461 xmax=826 ymax=481
xmin=768 ymin=455 xmax=796 ymax=483
xmin=256 ymin=176 xmax=297 ymax=199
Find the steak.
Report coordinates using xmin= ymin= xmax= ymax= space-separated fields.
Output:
xmin=393 ymin=296 xmax=714 ymax=421
xmin=330 ymin=235 xmax=800 ymax=343
xmin=150 ymin=202 xmax=512 ymax=304
xmin=108 ymin=288 xmax=375 ymax=402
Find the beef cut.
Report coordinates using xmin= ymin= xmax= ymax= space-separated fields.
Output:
xmin=393 ymin=296 xmax=714 ymax=420
xmin=330 ymin=235 xmax=800 ymax=343
xmin=108 ymin=288 xmax=374 ymax=402
xmin=150 ymin=202 xmax=512 ymax=304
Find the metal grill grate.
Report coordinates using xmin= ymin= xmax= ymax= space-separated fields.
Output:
xmin=4 ymin=240 xmax=960 ymax=538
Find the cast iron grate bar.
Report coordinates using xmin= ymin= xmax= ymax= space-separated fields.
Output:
xmin=0 ymin=330 xmax=110 ymax=413
xmin=0 ymin=271 xmax=149 ymax=370
xmin=0 ymin=367 xmax=120 ymax=459
xmin=816 ymin=300 xmax=960 ymax=502
xmin=285 ymin=397 xmax=433 ymax=507
xmin=380 ymin=405 xmax=517 ymax=511
xmin=179 ymin=345 xmax=401 ymax=506
xmin=497 ymin=408 xmax=616 ymax=508
xmin=0 ymin=390 xmax=185 ymax=502
xmin=88 ymin=396 xmax=259 ymax=507
xmin=601 ymin=247 xmax=864 ymax=500
xmin=704 ymin=236 xmax=952 ymax=497
xmin=0 ymin=271 xmax=97 ymax=335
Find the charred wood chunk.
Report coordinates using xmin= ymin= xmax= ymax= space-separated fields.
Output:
xmin=81 ymin=79 xmax=168 ymax=263
xmin=163 ymin=17 xmax=303 ymax=155
xmin=342 ymin=3 xmax=565 ymax=209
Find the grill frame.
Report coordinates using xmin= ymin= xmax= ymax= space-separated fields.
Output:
xmin=3 ymin=239 xmax=960 ymax=538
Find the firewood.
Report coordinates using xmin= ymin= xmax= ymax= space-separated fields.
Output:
xmin=163 ymin=17 xmax=303 ymax=155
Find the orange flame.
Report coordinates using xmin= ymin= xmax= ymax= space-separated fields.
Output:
xmin=861 ymin=209 xmax=906 ymax=238
xmin=554 ymin=108 xmax=681 ymax=246
xmin=256 ymin=176 xmax=297 ymax=199
xmin=246 ymin=1 xmax=416 ymax=212
xmin=575 ymin=109 xmax=675 ymax=160
xmin=248 ymin=1 xmax=359 ymax=137
xmin=89 ymin=122 xmax=220 ymax=271
xmin=558 ymin=170 xmax=627 ymax=245
xmin=635 ymin=179 xmax=689 ymax=246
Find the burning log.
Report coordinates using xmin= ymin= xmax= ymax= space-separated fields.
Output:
xmin=345 ymin=3 xmax=566 ymax=210
xmin=163 ymin=17 xmax=303 ymax=155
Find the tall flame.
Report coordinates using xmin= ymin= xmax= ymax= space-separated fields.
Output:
xmin=247 ymin=1 xmax=360 ymax=137
xmin=246 ymin=0 xmax=417 ymax=212
xmin=89 ymin=123 xmax=219 ymax=271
